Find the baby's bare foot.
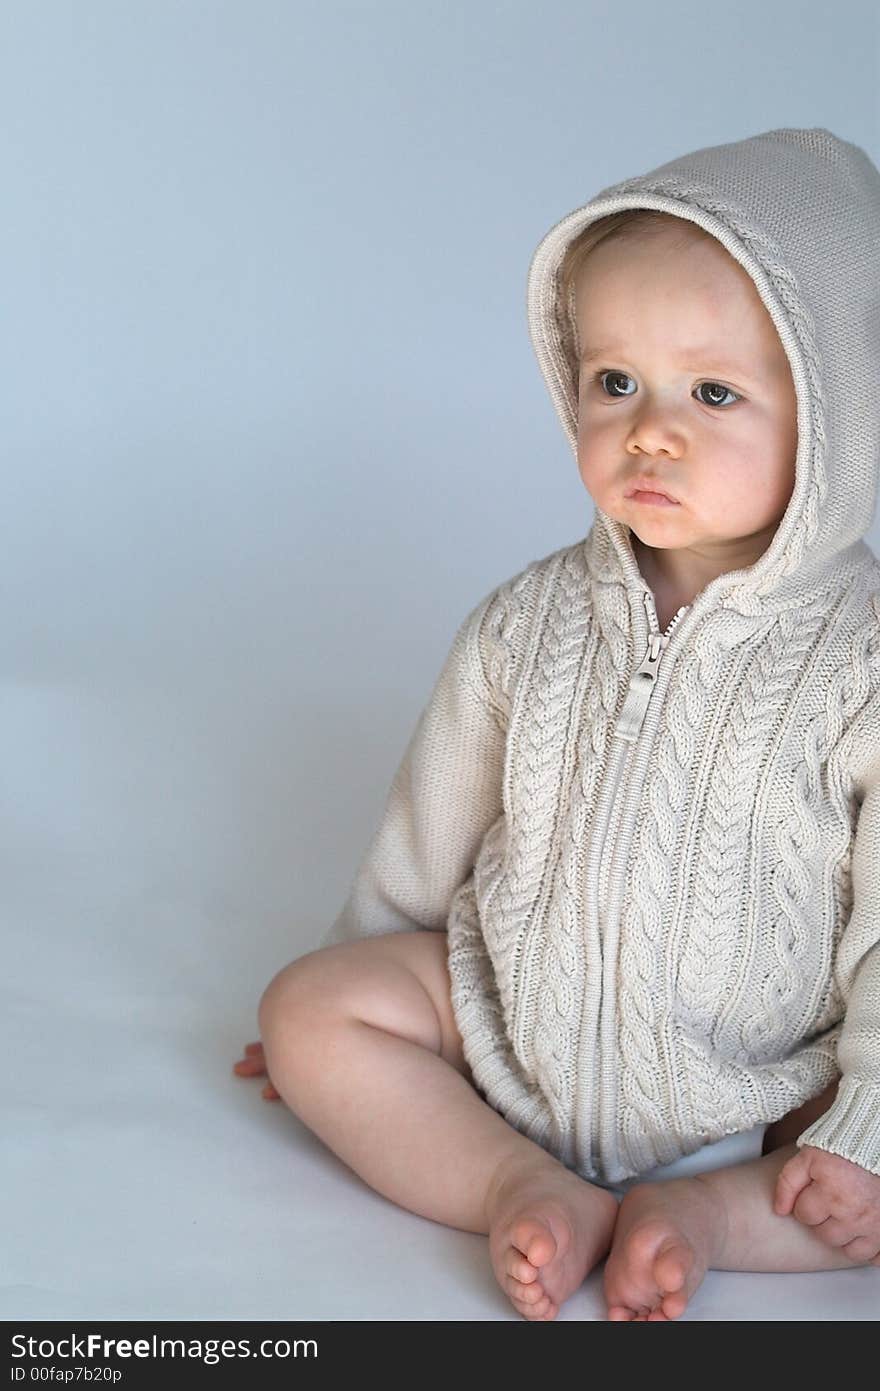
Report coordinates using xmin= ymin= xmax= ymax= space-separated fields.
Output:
xmin=484 ymin=1155 xmax=620 ymax=1320
xmin=603 ymin=1174 xmax=728 ymax=1320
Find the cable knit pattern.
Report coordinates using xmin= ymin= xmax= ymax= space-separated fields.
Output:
xmin=740 ymin=595 xmax=865 ymax=1059
xmin=477 ymin=566 xmax=535 ymax=732
xmin=674 ymin=593 xmax=880 ymax=1147
xmin=674 ymin=620 xmax=785 ymax=1054
xmin=614 ymin=643 xmax=714 ymax=1175
xmin=321 ymin=127 xmax=880 ymax=1185
xmin=516 ymin=550 xmax=610 ymax=1141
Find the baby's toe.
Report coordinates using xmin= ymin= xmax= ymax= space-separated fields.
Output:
xmin=654 ymin=1240 xmax=692 ymax=1295
xmin=505 ymin=1248 xmax=540 ymax=1284
xmin=508 ymin=1281 xmax=557 ymax=1320
xmin=607 ymin=1304 xmax=631 ymax=1321
xmin=607 ymin=1303 xmax=651 ymax=1321
xmin=659 ymin=1289 xmax=688 ymax=1320
xmin=506 ymin=1274 xmax=545 ymax=1306
xmin=510 ymin=1215 xmax=558 ymax=1270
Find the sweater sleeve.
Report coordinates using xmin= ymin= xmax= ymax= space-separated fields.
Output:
xmin=317 ymin=589 xmax=508 ymax=950
xmin=795 ymin=704 xmax=880 ymax=1176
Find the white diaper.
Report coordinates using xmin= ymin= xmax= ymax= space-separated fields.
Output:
xmin=603 ymin=1125 xmax=768 ymax=1200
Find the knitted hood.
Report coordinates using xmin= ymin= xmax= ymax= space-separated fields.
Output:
xmin=526 ymin=127 xmax=880 ymax=618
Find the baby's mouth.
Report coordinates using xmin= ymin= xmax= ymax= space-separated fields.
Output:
xmin=627 ymin=489 xmax=680 ymax=506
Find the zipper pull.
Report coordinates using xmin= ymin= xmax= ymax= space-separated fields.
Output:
xmin=613 ymin=632 xmax=666 ymax=742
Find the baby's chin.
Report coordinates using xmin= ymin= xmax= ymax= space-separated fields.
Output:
xmin=603 ymin=502 xmax=688 ymax=543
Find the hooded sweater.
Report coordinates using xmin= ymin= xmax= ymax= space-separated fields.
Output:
xmin=320 ymin=126 xmax=880 ymax=1187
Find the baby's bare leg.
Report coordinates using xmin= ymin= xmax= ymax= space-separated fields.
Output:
xmin=257 ymin=929 xmax=619 ymax=1319
xmin=258 ymin=931 xmax=591 ymax=1231
xmin=695 ymin=1142 xmax=863 ymax=1272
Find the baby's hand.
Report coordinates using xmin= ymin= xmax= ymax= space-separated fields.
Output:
xmin=232 ymin=1040 xmax=281 ymax=1101
xmin=773 ymin=1145 xmax=880 ymax=1264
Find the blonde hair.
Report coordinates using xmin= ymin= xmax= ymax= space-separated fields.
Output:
xmin=556 ymin=209 xmax=715 ymax=384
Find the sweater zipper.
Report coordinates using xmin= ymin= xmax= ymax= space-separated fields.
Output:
xmin=585 ymin=589 xmax=689 ymax=1179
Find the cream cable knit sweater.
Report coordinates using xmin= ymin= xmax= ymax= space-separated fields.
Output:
xmin=321 ymin=127 xmax=880 ymax=1186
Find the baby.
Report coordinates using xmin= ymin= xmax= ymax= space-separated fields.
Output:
xmin=235 ymin=127 xmax=880 ymax=1320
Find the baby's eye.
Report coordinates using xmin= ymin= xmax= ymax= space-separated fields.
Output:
xmin=592 ymin=370 xmax=635 ymax=400
xmin=694 ymin=381 xmax=740 ymax=408
xmin=591 ymin=369 xmax=740 ymax=409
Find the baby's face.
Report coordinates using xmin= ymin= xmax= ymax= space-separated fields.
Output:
xmin=574 ymin=223 xmax=798 ymax=582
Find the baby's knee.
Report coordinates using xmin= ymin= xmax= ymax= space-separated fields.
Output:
xmin=257 ymin=947 xmax=331 ymax=1035
xmin=259 ymin=930 xmax=467 ymax=1077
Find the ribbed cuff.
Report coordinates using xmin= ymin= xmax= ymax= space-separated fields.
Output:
xmin=796 ymin=1074 xmax=880 ymax=1176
